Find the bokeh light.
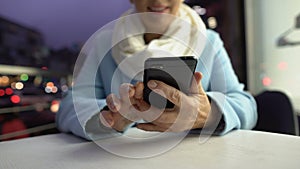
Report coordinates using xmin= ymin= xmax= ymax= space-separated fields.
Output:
xmin=20 ymin=74 xmax=29 ymax=81
xmin=41 ymin=66 xmax=48 ymax=70
xmin=277 ymin=61 xmax=288 ymax=71
xmin=262 ymin=77 xmax=272 ymax=86
xmin=0 ymin=76 xmax=10 ymax=86
xmin=34 ymin=76 xmax=43 ymax=86
xmin=46 ymin=82 xmax=54 ymax=88
xmin=208 ymin=17 xmax=217 ymax=29
xmin=61 ymin=85 xmax=69 ymax=92
xmin=5 ymin=88 xmax=14 ymax=95
xmin=15 ymin=82 xmax=24 ymax=90
xmin=50 ymin=100 xmax=60 ymax=113
xmin=45 ymin=86 xmax=52 ymax=93
xmin=51 ymin=86 xmax=58 ymax=93
xmin=193 ymin=5 xmax=206 ymax=15
xmin=11 ymin=82 xmax=16 ymax=89
xmin=10 ymin=95 xmax=21 ymax=104
xmin=0 ymin=89 xmax=5 ymax=96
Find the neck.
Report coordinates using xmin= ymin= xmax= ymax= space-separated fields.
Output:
xmin=144 ymin=33 xmax=162 ymax=44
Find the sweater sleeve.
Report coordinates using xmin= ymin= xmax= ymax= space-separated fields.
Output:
xmin=199 ymin=30 xmax=258 ymax=135
xmin=56 ymin=31 xmax=122 ymax=140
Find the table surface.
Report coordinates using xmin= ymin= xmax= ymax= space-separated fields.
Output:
xmin=0 ymin=129 xmax=300 ymax=169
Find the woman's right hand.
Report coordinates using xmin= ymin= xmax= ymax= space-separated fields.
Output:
xmin=99 ymin=83 xmax=141 ymax=132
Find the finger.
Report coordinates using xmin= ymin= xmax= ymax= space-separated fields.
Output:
xmin=130 ymin=104 xmax=163 ymax=122
xmin=129 ymin=82 xmax=143 ymax=106
xmin=134 ymin=82 xmax=144 ymax=100
xmin=152 ymin=111 xmax=178 ymax=124
xmin=119 ymin=83 xmax=134 ymax=104
xmin=99 ymin=110 xmax=114 ymax=128
xmin=190 ymin=72 xmax=201 ymax=94
xmin=106 ymin=94 xmax=121 ymax=113
xmin=190 ymin=72 xmax=206 ymax=95
xmin=133 ymin=98 xmax=150 ymax=112
xmin=148 ymin=80 xmax=185 ymax=107
xmin=136 ymin=123 xmax=167 ymax=132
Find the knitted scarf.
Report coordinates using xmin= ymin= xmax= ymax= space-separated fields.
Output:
xmin=111 ymin=3 xmax=206 ymax=80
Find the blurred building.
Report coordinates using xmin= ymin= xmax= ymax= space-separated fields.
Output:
xmin=0 ymin=16 xmax=77 ymax=141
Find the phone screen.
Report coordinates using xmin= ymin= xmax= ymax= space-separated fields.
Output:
xmin=143 ymin=56 xmax=197 ymax=109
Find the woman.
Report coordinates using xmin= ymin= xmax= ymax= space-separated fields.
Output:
xmin=56 ymin=0 xmax=257 ymax=140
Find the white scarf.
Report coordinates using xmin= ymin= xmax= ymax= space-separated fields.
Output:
xmin=111 ymin=4 xmax=207 ymax=80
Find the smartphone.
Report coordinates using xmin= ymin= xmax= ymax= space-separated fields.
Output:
xmin=143 ymin=56 xmax=197 ymax=109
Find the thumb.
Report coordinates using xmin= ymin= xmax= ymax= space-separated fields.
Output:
xmin=99 ymin=111 xmax=114 ymax=128
xmin=190 ymin=72 xmax=205 ymax=94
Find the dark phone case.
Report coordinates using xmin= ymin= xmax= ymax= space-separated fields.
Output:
xmin=143 ymin=57 xmax=197 ymax=109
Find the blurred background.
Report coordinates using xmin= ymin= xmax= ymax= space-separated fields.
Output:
xmin=0 ymin=0 xmax=299 ymax=141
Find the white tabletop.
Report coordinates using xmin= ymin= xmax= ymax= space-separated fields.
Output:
xmin=0 ymin=129 xmax=300 ymax=169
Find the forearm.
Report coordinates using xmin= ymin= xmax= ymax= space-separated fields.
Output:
xmin=206 ymin=89 xmax=258 ymax=135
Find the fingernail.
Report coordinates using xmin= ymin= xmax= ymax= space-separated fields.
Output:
xmin=148 ymin=81 xmax=157 ymax=88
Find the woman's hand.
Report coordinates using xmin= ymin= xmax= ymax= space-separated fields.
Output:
xmin=99 ymin=83 xmax=141 ymax=132
xmin=134 ymin=72 xmax=213 ymax=132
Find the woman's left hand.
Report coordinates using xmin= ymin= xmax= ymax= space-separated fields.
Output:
xmin=134 ymin=72 xmax=213 ymax=132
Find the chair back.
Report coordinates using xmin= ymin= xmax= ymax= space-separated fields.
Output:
xmin=254 ymin=91 xmax=296 ymax=135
